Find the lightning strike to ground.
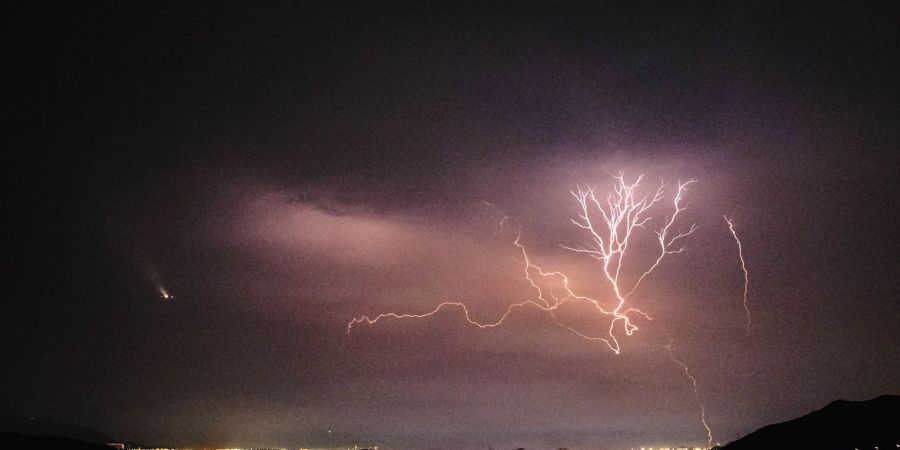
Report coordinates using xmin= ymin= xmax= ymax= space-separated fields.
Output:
xmin=349 ymin=173 xmax=746 ymax=447
xmin=725 ymin=216 xmax=751 ymax=334
xmin=666 ymin=338 xmax=714 ymax=448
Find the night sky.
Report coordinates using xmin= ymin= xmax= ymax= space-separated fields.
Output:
xmin=5 ymin=2 xmax=900 ymax=449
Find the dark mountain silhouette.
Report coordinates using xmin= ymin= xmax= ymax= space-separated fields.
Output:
xmin=720 ymin=394 xmax=899 ymax=449
xmin=0 ymin=432 xmax=111 ymax=449
xmin=0 ymin=416 xmax=114 ymax=444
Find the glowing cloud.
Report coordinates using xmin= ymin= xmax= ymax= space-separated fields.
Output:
xmin=349 ymin=173 xmax=745 ymax=447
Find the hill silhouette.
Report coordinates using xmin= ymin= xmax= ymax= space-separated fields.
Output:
xmin=720 ymin=394 xmax=899 ymax=449
xmin=0 ymin=416 xmax=114 ymax=444
xmin=0 ymin=432 xmax=112 ymax=449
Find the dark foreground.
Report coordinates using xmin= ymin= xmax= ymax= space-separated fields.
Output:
xmin=720 ymin=394 xmax=899 ymax=450
xmin=3 ymin=395 xmax=898 ymax=449
xmin=0 ymin=432 xmax=110 ymax=449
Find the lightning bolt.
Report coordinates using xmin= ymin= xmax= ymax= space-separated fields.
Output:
xmin=666 ymin=338 xmax=713 ymax=448
xmin=348 ymin=235 xmax=636 ymax=353
xmin=724 ymin=216 xmax=751 ymax=334
xmin=349 ymin=173 xmax=730 ymax=446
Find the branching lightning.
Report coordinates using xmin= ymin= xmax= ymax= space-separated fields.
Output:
xmin=350 ymin=174 xmax=695 ymax=353
xmin=725 ymin=216 xmax=751 ymax=334
xmin=348 ymin=173 xmax=747 ymax=447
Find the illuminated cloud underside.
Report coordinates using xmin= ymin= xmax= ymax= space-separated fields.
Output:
xmin=350 ymin=173 xmax=751 ymax=447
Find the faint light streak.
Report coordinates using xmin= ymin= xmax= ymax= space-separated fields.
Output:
xmin=480 ymin=200 xmax=511 ymax=228
xmin=724 ymin=216 xmax=751 ymax=334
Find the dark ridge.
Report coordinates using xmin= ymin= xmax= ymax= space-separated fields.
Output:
xmin=0 ymin=432 xmax=112 ymax=449
xmin=0 ymin=416 xmax=114 ymax=444
xmin=720 ymin=394 xmax=900 ymax=449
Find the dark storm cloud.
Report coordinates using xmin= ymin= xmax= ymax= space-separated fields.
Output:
xmin=6 ymin=1 xmax=900 ymax=449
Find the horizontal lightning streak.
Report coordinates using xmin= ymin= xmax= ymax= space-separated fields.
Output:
xmin=348 ymin=236 xmax=646 ymax=354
